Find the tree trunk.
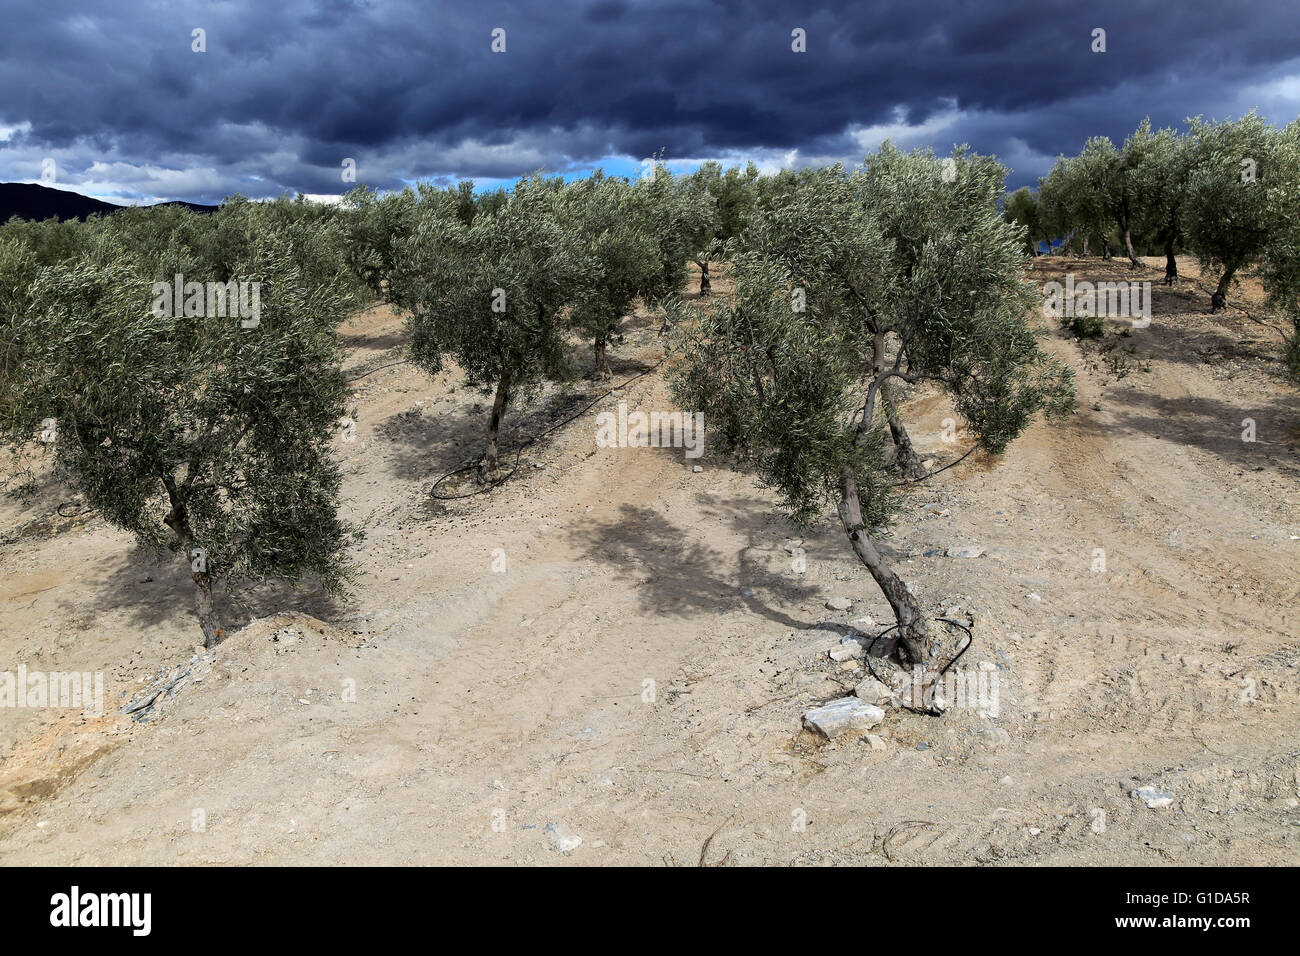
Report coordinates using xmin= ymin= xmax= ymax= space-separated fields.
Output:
xmin=1062 ymin=231 xmax=1073 ymax=257
xmin=1163 ymin=235 xmax=1178 ymax=285
xmin=1211 ymin=264 xmax=1237 ymax=312
xmin=480 ymin=367 xmax=513 ymax=480
xmin=1124 ymin=228 xmax=1140 ymax=269
xmin=163 ymin=487 xmax=225 ymax=647
xmin=1082 ymin=235 xmax=1090 ymax=257
xmin=837 ymin=465 xmax=931 ymax=667
xmin=1101 ymin=240 xmax=1112 ymax=261
xmin=592 ymin=336 xmax=611 ymax=380
xmin=193 ymin=570 xmax=224 ymax=647
xmin=872 ymin=333 xmax=924 ymax=479
xmin=882 ymin=383 xmax=925 ymax=479
xmin=696 ymin=260 xmax=711 ymax=297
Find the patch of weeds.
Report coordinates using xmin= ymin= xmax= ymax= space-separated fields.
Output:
xmin=1064 ymin=314 xmax=1104 ymax=339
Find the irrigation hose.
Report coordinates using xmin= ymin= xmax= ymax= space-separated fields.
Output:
xmin=864 ymin=617 xmax=974 ymax=691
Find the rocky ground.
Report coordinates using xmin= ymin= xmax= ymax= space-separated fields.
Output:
xmin=1 ymin=257 xmax=1297 ymax=865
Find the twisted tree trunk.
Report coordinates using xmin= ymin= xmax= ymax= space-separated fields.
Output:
xmin=1211 ymin=264 xmax=1237 ymax=312
xmin=696 ymin=260 xmax=711 ymax=297
xmin=872 ymin=333 xmax=925 ymax=479
xmin=837 ymin=465 xmax=931 ymax=668
xmin=1124 ymin=228 xmax=1140 ymax=269
xmin=163 ymin=484 xmax=225 ymax=647
xmin=883 ymin=383 xmax=925 ymax=479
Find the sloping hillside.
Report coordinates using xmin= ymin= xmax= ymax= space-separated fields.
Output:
xmin=0 ymin=182 xmax=218 ymax=223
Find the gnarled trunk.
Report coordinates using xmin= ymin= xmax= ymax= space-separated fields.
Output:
xmin=163 ymin=488 xmax=225 ymax=647
xmin=592 ymin=336 xmax=611 ymax=380
xmin=837 ymin=466 xmax=931 ymax=667
xmin=193 ymin=570 xmax=223 ymax=647
xmin=696 ymin=259 xmax=711 ymax=297
xmin=1211 ymin=264 xmax=1237 ymax=312
xmin=882 ymin=383 xmax=925 ymax=479
xmin=872 ymin=333 xmax=925 ymax=479
xmin=1124 ymin=228 xmax=1140 ymax=269
xmin=480 ymin=367 xmax=513 ymax=480
xmin=1163 ymin=235 xmax=1178 ymax=285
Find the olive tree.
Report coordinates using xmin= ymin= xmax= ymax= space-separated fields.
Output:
xmin=342 ymin=185 xmax=427 ymax=300
xmin=1256 ymin=118 xmax=1300 ymax=380
xmin=1182 ymin=111 xmax=1281 ymax=311
xmin=685 ymin=162 xmax=758 ymax=295
xmin=1035 ymin=158 xmax=1074 ymax=255
xmin=1002 ymin=186 xmax=1044 ymax=256
xmin=634 ymin=164 xmax=717 ymax=301
xmin=561 ymin=173 xmax=661 ymax=378
xmin=1037 ymin=153 xmax=1111 ymax=257
xmin=666 ymin=148 xmax=1074 ymax=676
xmin=392 ymin=174 xmax=592 ymax=478
xmin=0 ymin=201 xmax=359 ymax=646
xmin=1127 ymin=120 xmax=1192 ymax=284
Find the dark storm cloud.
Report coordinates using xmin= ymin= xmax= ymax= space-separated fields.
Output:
xmin=0 ymin=0 xmax=1298 ymax=202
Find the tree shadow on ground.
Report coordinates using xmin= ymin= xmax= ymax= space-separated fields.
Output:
xmin=381 ymin=367 xmax=659 ymax=487
xmin=568 ymin=496 xmax=826 ymax=631
xmin=51 ymin=541 xmax=351 ymax=641
xmin=1076 ymin=386 xmax=1299 ymax=475
xmin=339 ymin=329 xmax=407 ymax=353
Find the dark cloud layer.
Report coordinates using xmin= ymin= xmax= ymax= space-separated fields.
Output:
xmin=1 ymin=0 xmax=1298 ymax=202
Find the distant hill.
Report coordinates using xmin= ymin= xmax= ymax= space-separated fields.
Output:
xmin=0 ymin=182 xmax=218 ymax=223
xmin=150 ymin=199 xmax=222 ymax=215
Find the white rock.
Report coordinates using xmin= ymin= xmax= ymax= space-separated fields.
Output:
xmin=854 ymin=678 xmax=892 ymax=705
xmin=946 ymin=545 xmax=985 ymax=559
xmin=692 ymin=465 xmax=703 ymax=473
xmin=825 ymin=596 xmax=853 ymax=611
xmin=1134 ymin=786 xmax=1175 ymax=809
xmin=802 ymin=698 xmax=885 ymax=738
xmin=978 ymin=726 xmax=1011 ymax=747
xmin=545 ymin=822 xmax=583 ymax=853
xmin=829 ymin=637 xmax=865 ymax=661
xmin=865 ymin=734 xmax=887 ymax=751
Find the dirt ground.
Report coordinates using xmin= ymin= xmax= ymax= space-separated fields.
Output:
xmin=1 ymin=257 xmax=1297 ymax=866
